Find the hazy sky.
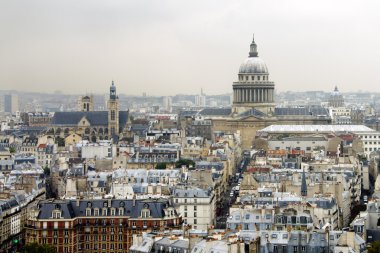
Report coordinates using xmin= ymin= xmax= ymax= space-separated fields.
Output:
xmin=1 ymin=0 xmax=380 ymax=96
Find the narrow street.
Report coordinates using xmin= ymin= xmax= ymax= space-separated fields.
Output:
xmin=215 ymin=153 xmax=251 ymax=229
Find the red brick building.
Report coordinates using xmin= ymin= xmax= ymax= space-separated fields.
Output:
xmin=25 ymin=198 xmax=182 ymax=252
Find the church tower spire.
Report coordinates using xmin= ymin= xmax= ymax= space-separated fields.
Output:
xmin=110 ymin=80 xmax=117 ymax=99
xmin=107 ymin=80 xmax=119 ymax=139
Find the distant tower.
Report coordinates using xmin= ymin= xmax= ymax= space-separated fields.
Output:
xmin=328 ymin=86 xmax=344 ymax=107
xmin=107 ymin=81 xmax=120 ymax=138
xmin=195 ymin=88 xmax=206 ymax=107
xmin=163 ymin=96 xmax=173 ymax=112
xmin=301 ymin=169 xmax=307 ymax=197
xmin=4 ymin=94 xmax=19 ymax=113
xmin=78 ymin=95 xmax=94 ymax=112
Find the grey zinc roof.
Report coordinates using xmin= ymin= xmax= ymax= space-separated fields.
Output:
xmin=259 ymin=125 xmax=374 ymax=133
xmin=173 ymin=187 xmax=210 ymax=198
xmin=281 ymin=136 xmax=327 ymax=142
xmin=274 ymin=106 xmax=329 ymax=116
xmin=171 ymin=239 xmax=189 ymax=249
xmin=306 ymin=198 xmax=336 ymax=209
xmin=0 ymin=198 xmax=20 ymax=212
xmin=179 ymin=110 xmax=199 ymax=117
xmin=37 ymin=198 xmax=173 ymax=219
xmin=37 ymin=200 xmax=76 ymax=219
xmin=198 ymin=108 xmax=232 ymax=116
xmin=52 ymin=111 xmax=128 ymax=126
xmin=155 ymin=237 xmax=171 ymax=246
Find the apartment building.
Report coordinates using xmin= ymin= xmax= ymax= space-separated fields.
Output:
xmin=25 ymin=198 xmax=181 ymax=253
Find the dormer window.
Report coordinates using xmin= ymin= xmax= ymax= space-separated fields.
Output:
xmin=94 ymin=208 xmax=99 ymax=216
xmin=102 ymin=208 xmax=107 ymax=216
xmin=52 ymin=211 xmax=61 ymax=219
xmin=141 ymin=210 xmax=150 ymax=218
xmin=86 ymin=208 xmax=91 ymax=216
xmin=141 ymin=204 xmax=150 ymax=218
xmin=110 ymin=208 xmax=115 ymax=216
xmin=118 ymin=208 xmax=124 ymax=216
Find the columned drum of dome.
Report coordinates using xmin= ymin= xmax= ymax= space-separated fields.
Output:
xmin=232 ymin=35 xmax=275 ymax=115
xmin=328 ymin=86 xmax=344 ymax=107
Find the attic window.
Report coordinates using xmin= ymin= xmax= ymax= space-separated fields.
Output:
xmin=142 ymin=210 xmax=150 ymax=218
xmin=52 ymin=211 xmax=61 ymax=219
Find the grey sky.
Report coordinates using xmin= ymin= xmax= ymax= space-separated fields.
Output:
xmin=1 ymin=0 xmax=380 ymax=96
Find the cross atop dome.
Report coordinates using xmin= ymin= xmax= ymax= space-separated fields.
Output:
xmin=249 ymin=34 xmax=258 ymax=57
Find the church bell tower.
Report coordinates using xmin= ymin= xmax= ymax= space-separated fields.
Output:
xmin=107 ymin=81 xmax=119 ymax=138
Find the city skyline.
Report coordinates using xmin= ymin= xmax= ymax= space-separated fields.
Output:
xmin=1 ymin=1 xmax=380 ymax=96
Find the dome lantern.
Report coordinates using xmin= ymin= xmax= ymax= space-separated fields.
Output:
xmin=249 ymin=34 xmax=258 ymax=57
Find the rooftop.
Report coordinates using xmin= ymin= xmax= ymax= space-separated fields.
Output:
xmin=259 ymin=125 xmax=374 ymax=133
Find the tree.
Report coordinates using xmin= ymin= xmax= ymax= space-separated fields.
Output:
xmin=43 ymin=166 xmax=50 ymax=176
xmin=252 ymin=138 xmax=268 ymax=150
xmin=175 ymin=159 xmax=195 ymax=168
xmin=156 ymin=162 xmax=167 ymax=170
xmin=23 ymin=242 xmax=55 ymax=253
xmin=9 ymin=146 xmax=16 ymax=153
xmin=368 ymin=241 xmax=380 ymax=253
xmin=55 ymin=137 xmax=65 ymax=147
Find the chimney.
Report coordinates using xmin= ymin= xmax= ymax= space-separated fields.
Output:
xmin=133 ymin=195 xmax=136 ymax=207
xmin=76 ymin=198 xmax=80 ymax=207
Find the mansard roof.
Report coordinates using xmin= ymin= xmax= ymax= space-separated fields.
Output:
xmin=36 ymin=198 xmax=174 ymax=219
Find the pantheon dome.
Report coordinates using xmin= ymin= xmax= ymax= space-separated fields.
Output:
xmin=232 ymin=35 xmax=275 ymax=115
xmin=239 ymin=56 xmax=268 ymax=74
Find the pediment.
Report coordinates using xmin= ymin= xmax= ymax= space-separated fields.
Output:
xmin=238 ymin=115 xmax=265 ymax=121
xmin=78 ymin=116 xmax=91 ymax=127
